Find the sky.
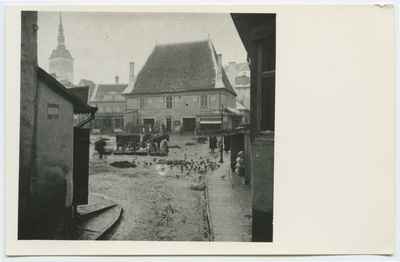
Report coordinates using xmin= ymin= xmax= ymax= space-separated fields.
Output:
xmin=37 ymin=11 xmax=247 ymax=85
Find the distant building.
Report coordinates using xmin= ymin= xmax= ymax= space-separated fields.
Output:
xmin=123 ymin=39 xmax=240 ymax=134
xmin=49 ymin=13 xmax=74 ymax=84
xmin=78 ymin=79 xmax=96 ymax=104
xmin=224 ymin=61 xmax=250 ymax=109
xmin=90 ymin=76 xmax=127 ymax=133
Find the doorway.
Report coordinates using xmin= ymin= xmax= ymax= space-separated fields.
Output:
xmin=142 ymin=118 xmax=155 ymax=126
xmin=182 ymin=117 xmax=196 ymax=132
xmin=166 ymin=117 xmax=172 ymax=132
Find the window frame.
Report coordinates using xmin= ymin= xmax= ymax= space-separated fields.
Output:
xmin=166 ymin=96 xmax=173 ymax=109
xmin=200 ymin=94 xmax=208 ymax=107
xmin=139 ymin=98 xmax=146 ymax=109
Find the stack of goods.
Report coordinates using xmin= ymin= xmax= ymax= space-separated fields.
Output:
xmin=235 ymin=151 xmax=245 ymax=177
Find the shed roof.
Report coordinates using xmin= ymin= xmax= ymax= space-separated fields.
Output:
xmin=37 ymin=67 xmax=94 ymax=114
xmin=124 ymin=39 xmax=236 ymax=96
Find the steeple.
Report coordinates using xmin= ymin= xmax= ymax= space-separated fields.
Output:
xmin=49 ymin=12 xmax=74 ymax=84
xmin=57 ymin=12 xmax=65 ymax=50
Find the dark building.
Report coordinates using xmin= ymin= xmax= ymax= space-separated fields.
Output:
xmin=231 ymin=14 xmax=276 ymax=242
xmin=19 ymin=11 xmax=96 ymax=239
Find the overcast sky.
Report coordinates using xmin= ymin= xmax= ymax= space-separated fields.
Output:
xmin=37 ymin=12 xmax=247 ymax=85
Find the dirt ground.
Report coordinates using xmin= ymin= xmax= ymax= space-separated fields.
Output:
xmin=88 ymin=133 xmax=224 ymax=241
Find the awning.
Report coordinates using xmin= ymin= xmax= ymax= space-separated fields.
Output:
xmin=200 ymin=120 xmax=222 ymax=124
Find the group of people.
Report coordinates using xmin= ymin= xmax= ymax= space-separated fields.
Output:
xmin=135 ymin=138 xmax=169 ymax=156
xmin=95 ymin=135 xmax=169 ymax=158
xmin=209 ymin=134 xmax=231 ymax=153
xmin=142 ymin=123 xmax=167 ymax=135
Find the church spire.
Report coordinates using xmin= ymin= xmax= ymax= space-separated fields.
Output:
xmin=57 ymin=12 xmax=65 ymax=50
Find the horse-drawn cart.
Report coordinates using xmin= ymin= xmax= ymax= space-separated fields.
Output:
xmin=114 ymin=134 xmax=141 ymax=155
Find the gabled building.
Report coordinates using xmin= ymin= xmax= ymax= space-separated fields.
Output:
xmin=123 ymin=39 xmax=238 ymax=134
xmin=19 ymin=11 xmax=97 ymax=239
xmin=90 ymin=76 xmax=127 ymax=133
xmin=225 ymin=62 xmax=251 ymax=109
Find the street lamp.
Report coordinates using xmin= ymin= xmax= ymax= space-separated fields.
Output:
xmin=219 ymin=105 xmax=224 ymax=163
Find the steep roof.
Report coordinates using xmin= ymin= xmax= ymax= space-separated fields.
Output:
xmin=91 ymin=84 xmax=128 ymax=102
xmin=224 ymin=61 xmax=249 ymax=77
xmin=79 ymin=79 xmax=96 ymax=103
xmin=125 ymin=39 xmax=236 ymax=96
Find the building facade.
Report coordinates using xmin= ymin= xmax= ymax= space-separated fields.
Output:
xmin=90 ymin=77 xmax=127 ymax=133
xmin=19 ymin=11 xmax=96 ymax=239
xmin=49 ymin=13 xmax=74 ymax=84
xmin=225 ymin=61 xmax=251 ymax=109
xmin=123 ymin=39 xmax=238 ymax=134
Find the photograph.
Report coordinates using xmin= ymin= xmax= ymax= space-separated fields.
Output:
xmin=19 ymin=11 xmax=276 ymax=242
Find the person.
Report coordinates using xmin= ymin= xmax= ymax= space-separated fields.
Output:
xmin=224 ymin=135 xmax=231 ymax=152
xmin=161 ymin=123 xmax=166 ymax=135
xmin=94 ymin=137 xmax=107 ymax=159
xmin=160 ymin=138 xmax=169 ymax=155
xmin=180 ymin=123 xmax=183 ymax=135
xmin=136 ymin=142 xmax=148 ymax=155
xmin=117 ymin=140 xmax=126 ymax=152
xmin=148 ymin=140 xmax=158 ymax=156
xmin=209 ymin=135 xmax=218 ymax=153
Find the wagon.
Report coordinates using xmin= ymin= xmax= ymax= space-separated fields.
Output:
xmin=114 ymin=134 xmax=141 ymax=155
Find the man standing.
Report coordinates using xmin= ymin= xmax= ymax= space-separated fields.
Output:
xmin=94 ymin=137 xmax=107 ymax=159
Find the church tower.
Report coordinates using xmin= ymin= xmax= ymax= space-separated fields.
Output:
xmin=49 ymin=13 xmax=74 ymax=84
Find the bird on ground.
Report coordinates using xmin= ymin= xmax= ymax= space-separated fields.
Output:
xmin=221 ymin=175 xmax=226 ymax=179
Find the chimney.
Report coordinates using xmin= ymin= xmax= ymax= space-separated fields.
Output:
xmin=129 ymin=62 xmax=135 ymax=84
xmin=115 ymin=76 xmax=119 ymax=84
xmin=228 ymin=62 xmax=236 ymax=88
xmin=217 ymin=54 xmax=222 ymax=74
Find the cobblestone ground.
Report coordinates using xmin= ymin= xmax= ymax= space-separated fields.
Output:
xmin=88 ymin=133 xmax=223 ymax=241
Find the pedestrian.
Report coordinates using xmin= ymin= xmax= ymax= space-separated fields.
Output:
xmin=180 ymin=123 xmax=183 ymax=136
xmin=94 ymin=137 xmax=107 ymax=159
xmin=224 ymin=135 xmax=231 ymax=152
xmin=209 ymin=134 xmax=217 ymax=153
xmin=149 ymin=140 xmax=158 ymax=156
xmin=160 ymin=138 xmax=169 ymax=155
xmin=161 ymin=123 xmax=166 ymax=135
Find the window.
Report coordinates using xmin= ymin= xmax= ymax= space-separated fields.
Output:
xmin=139 ymin=98 xmax=145 ymax=109
xmin=103 ymin=118 xmax=112 ymax=127
xmin=166 ymin=96 xmax=172 ymax=108
xmin=257 ymin=38 xmax=275 ymax=132
xmin=114 ymin=118 xmax=124 ymax=128
xmin=200 ymin=95 xmax=208 ymax=107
